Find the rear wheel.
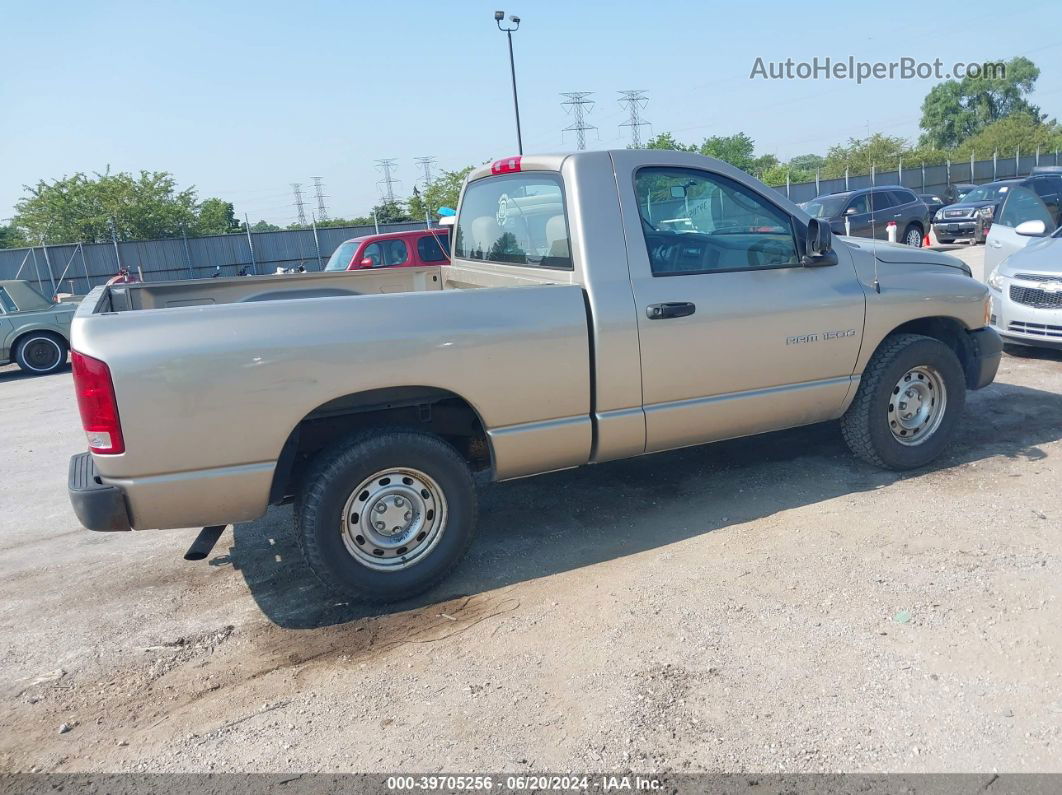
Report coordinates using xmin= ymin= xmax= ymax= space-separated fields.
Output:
xmin=841 ymin=334 xmax=965 ymax=470
xmin=15 ymin=333 xmax=68 ymax=375
xmin=295 ymin=429 xmax=477 ymax=603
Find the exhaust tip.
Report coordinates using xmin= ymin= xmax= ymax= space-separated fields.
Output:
xmin=184 ymin=525 xmax=228 ymax=562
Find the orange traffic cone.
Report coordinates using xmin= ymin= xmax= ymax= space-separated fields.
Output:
xmin=923 ymin=232 xmax=931 ymax=247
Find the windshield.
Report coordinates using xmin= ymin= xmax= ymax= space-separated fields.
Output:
xmin=323 ymin=241 xmax=359 ymax=271
xmin=962 ymin=184 xmax=1010 ymax=204
xmin=803 ymin=195 xmax=849 ymax=218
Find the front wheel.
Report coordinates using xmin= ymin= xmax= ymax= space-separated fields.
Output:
xmin=841 ymin=334 xmax=966 ymax=470
xmin=902 ymin=225 xmax=923 ymax=247
xmin=295 ymin=429 xmax=477 ymax=603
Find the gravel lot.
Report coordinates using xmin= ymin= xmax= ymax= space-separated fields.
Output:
xmin=1 ymin=258 xmax=1060 ymax=774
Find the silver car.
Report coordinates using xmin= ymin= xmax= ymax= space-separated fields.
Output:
xmin=987 ymin=221 xmax=1062 ymax=349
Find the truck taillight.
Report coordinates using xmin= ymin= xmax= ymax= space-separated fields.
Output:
xmin=72 ymin=351 xmax=125 ymax=455
xmin=491 ymin=156 xmax=522 ymax=174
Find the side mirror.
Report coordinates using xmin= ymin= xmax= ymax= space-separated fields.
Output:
xmin=844 ymin=206 xmax=859 ymax=216
xmin=360 ymin=257 xmax=375 ymax=267
xmin=1016 ymin=219 xmax=1047 ymax=237
xmin=802 ymin=218 xmax=837 ymax=267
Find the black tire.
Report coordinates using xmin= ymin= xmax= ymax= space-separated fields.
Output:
xmin=295 ymin=429 xmax=477 ymax=603
xmin=841 ymin=333 xmax=966 ymax=470
xmin=14 ymin=332 xmax=68 ymax=375
xmin=936 ymin=237 xmax=955 ymax=245
xmin=902 ymin=224 xmax=923 ymax=247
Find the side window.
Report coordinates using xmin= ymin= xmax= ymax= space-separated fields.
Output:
xmin=1031 ymin=178 xmax=1062 ymax=224
xmin=634 ymin=167 xmax=799 ymax=276
xmin=384 ymin=240 xmax=409 ymax=266
xmin=891 ymin=190 xmax=915 ymax=206
xmin=871 ymin=191 xmax=896 ymax=211
xmin=847 ymin=194 xmax=870 ymax=215
xmin=361 ymin=242 xmax=383 ymax=267
xmin=454 ymin=172 xmax=572 ymax=269
xmin=996 ymin=186 xmax=1056 ymax=232
xmin=417 ymin=234 xmax=449 ymax=263
xmin=0 ymin=287 xmax=15 ymax=313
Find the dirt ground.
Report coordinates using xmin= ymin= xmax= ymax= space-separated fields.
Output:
xmin=1 ymin=282 xmax=1060 ymax=773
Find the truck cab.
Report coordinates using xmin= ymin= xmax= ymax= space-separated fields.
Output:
xmin=323 ymin=228 xmax=450 ymax=271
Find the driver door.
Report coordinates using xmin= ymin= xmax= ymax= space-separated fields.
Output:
xmin=614 ymin=157 xmax=865 ymax=453
xmin=843 ymin=193 xmax=873 ymax=238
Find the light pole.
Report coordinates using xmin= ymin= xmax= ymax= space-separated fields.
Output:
xmin=495 ymin=10 xmax=523 ymax=155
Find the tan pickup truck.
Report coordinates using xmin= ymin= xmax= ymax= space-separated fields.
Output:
xmin=67 ymin=150 xmax=1001 ymax=602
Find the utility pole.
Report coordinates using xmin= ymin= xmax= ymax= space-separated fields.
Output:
xmin=375 ymin=159 xmax=400 ymax=203
xmin=311 ymin=176 xmax=329 ymax=222
xmin=414 ymin=156 xmax=437 ymax=189
xmin=291 ymin=183 xmax=308 ymax=226
xmin=560 ymin=92 xmax=597 ymax=150
xmin=618 ymin=90 xmax=650 ymax=149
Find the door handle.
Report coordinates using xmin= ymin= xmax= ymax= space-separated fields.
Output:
xmin=646 ymin=302 xmax=696 ymax=320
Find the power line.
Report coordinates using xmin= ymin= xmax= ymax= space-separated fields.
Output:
xmin=618 ymin=90 xmax=651 ymax=149
xmin=413 ymin=156 xmax=437 ymax=190
xmin=560 ymin=92 xmax=597 ymax=150
xmin=375 ymin=159 xmax=400 ymax=203
xmin=290 ymin=183 xmax=307 ymax=226
xmin=311 ymin=176 xmax=329 ymax=222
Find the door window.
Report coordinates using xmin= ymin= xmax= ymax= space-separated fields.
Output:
xmin=384 ymin=239 xmax=409 ymax=266
xmin=871 ymin=191 xmax=896 ymax=211
xmin=360 ymin=243 xmax=384 ymax=267
xmin=417 ymin=233 xmax=450 ymax=263
xmin=634 ymin=167 xmax=799 ymax=275
xmin=996 ymin=186 xmax=1057 ymax=232
xmin=847 ymin=194 xmax=870 ymax=215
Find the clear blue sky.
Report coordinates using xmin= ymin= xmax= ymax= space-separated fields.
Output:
xmin=2 ymin=0 xmax=1060 ymax=227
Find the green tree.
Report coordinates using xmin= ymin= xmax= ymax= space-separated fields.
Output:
xmin=0 ymin=222 xmax=23 ymax=249
xmin=247 ymin=220 xmax=281 ymax=232
xmin=954 ymin=112 xmax=1062 ymax=159
xmin=642 ymin=131 xmax=778 ymax=178
xmin=372 ymin=200 xmax=413 ymax=224
xmin=195 ymin=198 xmax=239 ymax=236
xmin=643 ymin=132 xmax=696 ymax=152
xmin=919 ymin=56 xmax=1043 ymax=149
xmin=407 ymin=166 xmax=474 ymax=220
xmin=820 ymin=134 xmax=910 ymax=178
xmin=12 ymin=170 xmax=198 ymax=244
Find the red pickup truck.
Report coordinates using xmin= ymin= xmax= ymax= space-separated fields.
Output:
xmin=323 ymin=228 xmax=450 ymax=271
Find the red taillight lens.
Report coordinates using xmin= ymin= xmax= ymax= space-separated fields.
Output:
xmin=491 ymin=156 xmax=522 ymax=174
xmin=71 ymin=351 xmax=125 ymax=454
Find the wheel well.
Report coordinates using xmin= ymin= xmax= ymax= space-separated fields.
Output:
xmin=885 ymin=316 xmax=976 ymax=385
xmin=904 ymin=220 xmax=924 ymax=234
xmin=269 ymin=387 xmax=491 ymax=505
xmin=13 ymin=329 xmax=67 ymax=351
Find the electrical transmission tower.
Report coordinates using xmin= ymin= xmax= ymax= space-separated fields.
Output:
xmin=374 ymin=159 xmax=400 ymax=203
xmin=414 ymin=156 xmax=437 ymax=189
xmin=291 ymin=183 xmax=308 ymax=226
xmin=617 ymin=90 xmax=651 ymax=148
xmin=560 ymin=92 xmax=597 ymax=150
xmin=311 ymin=176 xmax=329 ymax=222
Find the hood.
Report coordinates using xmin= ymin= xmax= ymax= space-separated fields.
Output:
xmin=998 ymin=235 xmax=1062 ymax=275
xmin=841 ymin=238 xmax=972 ymax=275
xmin=939 ymin=201 xmax=994 ymax=213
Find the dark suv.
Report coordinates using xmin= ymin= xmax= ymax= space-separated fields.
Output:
xmin=933 ymin=172 xmax=1062 ymax=245
xmin=802 ymin=186 xmax=930 ymax=247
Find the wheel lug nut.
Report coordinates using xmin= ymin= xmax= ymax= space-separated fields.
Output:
xmin=404 ymin=511 xmax=412 ymax=521
xmin=375 ymin=503 xmax=386 ymax=513
xmin=394 ymin=497 xmax=404 ymax=507
xmin=374 ymin=521 xmax=385 ymax=531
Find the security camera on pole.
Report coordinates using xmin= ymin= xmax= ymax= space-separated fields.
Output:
xmin=494 ymin=10 xmax=523 ymax=155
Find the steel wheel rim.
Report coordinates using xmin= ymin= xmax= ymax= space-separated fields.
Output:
xmin=888 ymin=365 xmax=947 ymax=446
xmin=340 ymin=467 xmax=447 ymax=571
xmin=905 ymin=229 xmax=922 ymax=247
xmin=23 ymin=337 xmax=62 ymax=372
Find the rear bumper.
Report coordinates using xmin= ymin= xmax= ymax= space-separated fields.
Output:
xmin=966 ymin=327 xmax=1003 ymax=389
xmin=68 ymin=452 xmax=132 ymax=532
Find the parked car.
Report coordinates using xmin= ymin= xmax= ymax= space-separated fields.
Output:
xmin=987 ymin=221 xmax=1062 ymax=349
xmin=936 ymin=172 xmax=1062 ymax=246
xmin=323 ymin=228 xmax=450 ymax=271
xmin=0 ymin=280 xmax=74 ymax=375
xmin=802 ymin=186 xmax=930 ymax=247
xmin=919 ymin=193 xmax=946 ymax=219
xmin=67 ymin=150 xmax=999 ymax=603
xmin=943 ymin=183 xmax=977 ymax=205
xmin=932 ymin=180 xmax=1020 ymax=244
xmin=984 ymin=178 xmax=1062 ymax=274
